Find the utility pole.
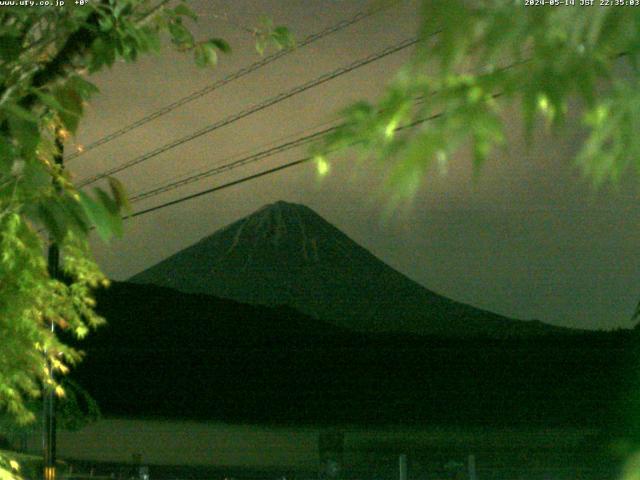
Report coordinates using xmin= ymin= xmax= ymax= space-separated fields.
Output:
xmin=399 ymin=454 xmax=407 ymax=480
xmin=43 ymin=132 xmax=63 ymax=480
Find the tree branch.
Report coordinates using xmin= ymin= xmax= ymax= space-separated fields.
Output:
xmin=135 ymin=0 xmax=172 ymax=27
xmin=30 ymin=7 xmax=104 ymax=91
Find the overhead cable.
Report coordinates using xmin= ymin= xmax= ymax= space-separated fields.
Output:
xmin=126 ymin=109 xmax=446 ymax=220
xmin=129 ymin=124 xmax=337 ymax=202
xmin=65 ymin=8 xmax=387 ymax=162
xmin=129 ymin=94 xmax=431 ymax=203
xmin=78 ymin=36 xmax=420 ymax=188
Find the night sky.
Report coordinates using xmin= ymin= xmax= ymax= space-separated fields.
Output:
xmin=69 ymin=0 xmax=639 ymax=331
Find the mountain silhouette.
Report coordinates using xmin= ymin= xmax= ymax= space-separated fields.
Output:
xmin=73 ymin=281 xmax=632 ymax=428
xmin=130 ymin=201 xmax=570 ymax=337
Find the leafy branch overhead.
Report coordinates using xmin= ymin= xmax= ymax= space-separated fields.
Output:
xmin=253 ymin=15 xmax=296 ymax=56
xmin=316 ymin=1 xmax=640 ymax=201
xmin=0 ymin=0 xmax=294 ymax=432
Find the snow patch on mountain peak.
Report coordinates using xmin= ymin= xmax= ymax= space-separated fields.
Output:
xmin=224 ymin=201 xmax=321 ymax=261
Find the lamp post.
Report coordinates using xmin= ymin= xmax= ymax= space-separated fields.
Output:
xmin=43 ymin=132 xmax=63 ymax=480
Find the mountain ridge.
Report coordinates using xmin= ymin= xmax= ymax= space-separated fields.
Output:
xmin=129 ymin=200 xmax=574 ymax=338
xmin=71 ymin=280 xmax=633 ymax=427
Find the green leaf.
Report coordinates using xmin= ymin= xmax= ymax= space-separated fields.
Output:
xmin=0 ymin=35 xmax=21 ymax=62
xmin=32 ymin=90 xmax=66 ymax=115
xmin=258 ymin=15 xmax=274 ymax=30
xmin=94 ymin=188 xmax=117 ymax=215
xmin=255 ymin=36 xmax=266 ymax=56
xmin=194 ymin=43 xmax=217 ymax=67
xmin=94 ymin=188 xmax=123 ymax=238
xmin=208 ymin=38 xmax=231 ymax=53
xmin=98 ymin=16 xmax=113 ymax=32
xmin=202 ymin=44 xmax=217 ymax=66
xmin=136 ymin=26 xmax=161 ymax=53
xmin=89 ymin=37 xmax=110 ymax=71
xmin=37 ymin=194 xmax=93 ymax=243
xmin=113 ymin=1 xmax=133 ymax=19
xmin=78 ymin=191 xmax=113 ymax=242
xmin=107 ymin=177 xmax=130 ymax=213
xmin=173 ymin=4 xmax=197 ymax=21
xmin=20 ymin=156 xmax=50 ymax=191
xmin=6 ymin=108 xmax=39 ymax=157
xmin=0 ymin=135 xmax=14 ymax=168
xmin=193 ymin=45 xmax=207 ymax=67
xmin=169 ymin=22 xmax=194 ymax=48
xmin=68 ymin=75 xmax=100 ymax=99
xmin=272 ymin=26 xmax=295 ymax=49
xmin=4 ymin=103 xmax=38 ymax=123
xmin=54 ymin=84 xmax=84 ymax=134
xmin=341 ymin=101 xmax=375 ymax=122
xmin=59 ymin=195 xmax=91 ymax=234
xmin=37 ymin=201 xmax=66 ymax=243
xmin=90 ymin=36 xmax=117 ymax=71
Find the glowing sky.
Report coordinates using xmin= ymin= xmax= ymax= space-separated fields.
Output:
xmin=69 ymin=0 xmax=639 ymax=330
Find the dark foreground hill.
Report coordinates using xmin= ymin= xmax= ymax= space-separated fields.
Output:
xmin=129 ymin=201 xmax=572 ymax=338
xmin=70 ymin=281 xmax=637 ymax=431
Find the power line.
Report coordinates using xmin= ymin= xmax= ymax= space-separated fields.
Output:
xmin=119 ymin=47 xmax=517 ymax=202
xmin=77 ymin=36 xmax=420 ymax=188
xmin=129 ymin=124 xmax=337 ymax=202
xmin=127 ymin=115 xmax=340 ymax=197
xmin=128 ymin=95 xmax=433 ymax=203
xmin=65 ymin=8 xmax=386 ymax=162
xmin=126 ymin=157 xmax=311 ymax=219
xmin=125 ymin=110 xmax=445 ymax=221
xmin=125 ymin=88 xmax=505 ymax=219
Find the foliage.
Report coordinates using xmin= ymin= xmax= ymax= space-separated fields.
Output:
xmin=0 ymin=0 xmax=171 ymax=430
xmin=0 ymin=379 xmax=100 ymax=455
xmin=0 ymin=0 xmax=292 ymax=433
xmin=253 ymin=15 xmax=296 ymax=56
xmin=317 ymin=1 xmax=640 ymax=202
xmin=0 ymin=2 xmax=291 ymax=476
xmin=0 ymin=448 xmax=63 ymax=480
xmin=0 ymin=451 xmax=23 ymax=480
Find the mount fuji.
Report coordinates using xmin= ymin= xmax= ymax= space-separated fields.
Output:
xmin=129 ymin=201 xmax=569 ymax=337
